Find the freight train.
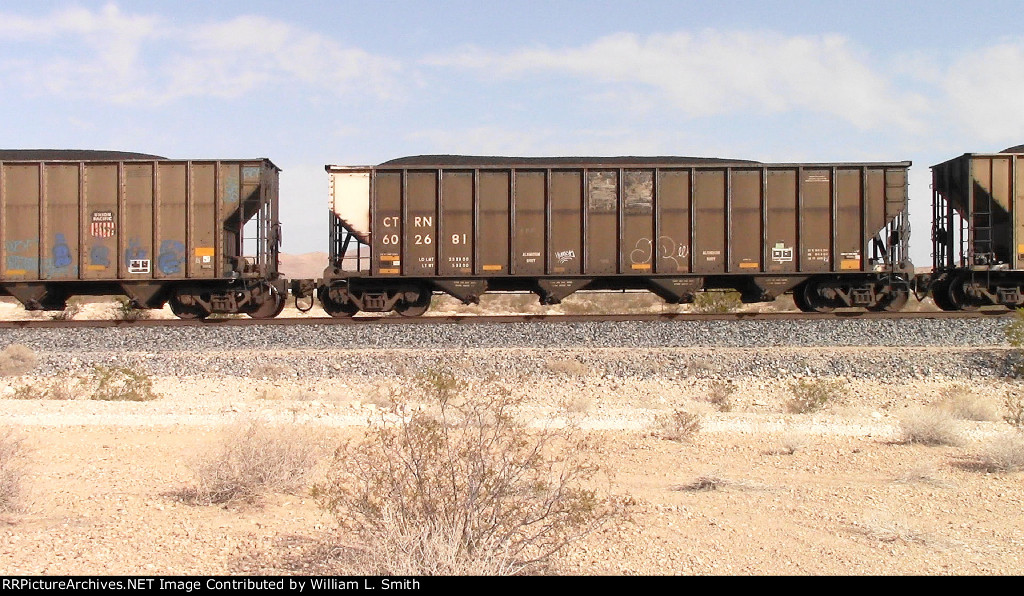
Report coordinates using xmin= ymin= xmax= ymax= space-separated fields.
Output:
xmin=0 ymin=148 xmax=1020 ymax=318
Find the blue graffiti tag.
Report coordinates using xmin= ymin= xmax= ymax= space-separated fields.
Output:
xmin=125 ymin=239 xmax=147 ymax=268
xmin=90 ymin=245 xmax=111 ymax=267
xmin=53 ymin=234 xmax=72 ymax=268
xmin=158 ymin=240 xmax=185 ymax=274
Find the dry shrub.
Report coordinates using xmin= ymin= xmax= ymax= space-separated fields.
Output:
xmin=655 ymin=408 xmax=703 ymax=442
xmin=1004 ymin=391 xmax=1024 ymax=430
xmin=706 ymin=380 xmax=735 ymax=412
xmin=185 ymin=419 xmax=326 ymax=505
xmin=975 ymin=432 xmax=1024 ymax=472
xmin=9 ymin=376 xmax=79 ymax=401
xmin=692 ymin=290 xmax=741 ymax=314
xmin=785 ymin=378 xmax=844 ymax=413
xmin=317 ymin=369 xmax=620 ymax=576
xmin=899 ymin=407 xmax=962 ymax=446
xmin=88 ymin=365 xmax=160 ymax=402
xmin=0 ymin=344 xmax=38 ymax=376
xmin=0 ymin=428 xmax=28 ymax=512
xmin=114 ymin=297 xmax=149 ymax=321
xmin=936 ymin=385 xmax=1000 ymax=421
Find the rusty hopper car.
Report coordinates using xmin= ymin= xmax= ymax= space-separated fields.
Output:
xmin=930 ymin=146 xmax=1024 ymax=310
xmin=319 ymin=155 xmax=913 ymax=316
xmin=0 ymin=150 xmax=285 ymax=318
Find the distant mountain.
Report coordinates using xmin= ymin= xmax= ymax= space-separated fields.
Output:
xmin=278 ymin=252 xmax=328 ymax=280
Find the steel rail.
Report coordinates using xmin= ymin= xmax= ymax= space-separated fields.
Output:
xmin=0 ymin=309 xmax=1013 ymax=329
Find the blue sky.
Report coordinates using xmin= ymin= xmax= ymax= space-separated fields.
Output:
xmin=3 ymin=1 xmax=1024 ymax=266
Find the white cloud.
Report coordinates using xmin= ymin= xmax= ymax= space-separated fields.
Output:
xmin=426 ymin=30 xmax=930 ymax=133
xmin=0 ymin=3 xmax=400 ymax=105
xmin=942 ymin=41 xmax=1024 ymax=143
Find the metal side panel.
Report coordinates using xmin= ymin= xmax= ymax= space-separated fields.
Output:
xmin=2 ymin=163 xmax=41 ymax=280
xmin=439 ymin=170 xmax=473 ymax=276
xmin=81 ymin=163 xmax=119 ymax=280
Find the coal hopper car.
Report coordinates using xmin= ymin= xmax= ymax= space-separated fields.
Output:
xmin=930 ymin=146 xmax=1024 ymax=310
xmin=318 ymin=155 xmax=913 ymax=315
xmin=0 ymin=150 xmax=286 ymax=318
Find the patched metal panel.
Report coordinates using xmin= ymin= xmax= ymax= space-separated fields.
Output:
xmin=622 ymin=169 xmax=654 ymax=274
xmin=586 ymin=170 xmax=617 ymax=275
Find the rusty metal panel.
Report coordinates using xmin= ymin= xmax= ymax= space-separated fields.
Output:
xmin=439 ymin=171 xmax=473 ymax=277
xmin=123 ymin=163 xmax=154 ymax=279
xmin=835 ymin=168 xmax=863 ymax=270
xmin=477 ymin=171 xmax=509 ymax=275
xmin=765 ymin=169 xmax=797 ymax=273
xmin=655 ymin=169 xmax=690 ymax=273
xmin=190 ymin=163 xmax=217 ymax=279
xmin=864 ymin=169 xmax=885 ymax=242
xmin=800 ymin=168 xmax=832 ymax=272
xmin=729 ymin=169 xmax=761 ymax=271
xmin=40 ymin=164 xmax=79 ymax=280
xmin=692 ymin=170 xmax=725 ymax=273
xmin=155 ymin=163 xmax=187 ymax=279
xmin=2 ymin=163 xmax=41 ymax=279
xmin=405 ymin=171 xmax=437 ymax=277
xmin=220 ymin=162 xmax=241 ymax=271
xmin=82 ymin=164 xmax=118 ymax=280
xmin=1016 ymin=156 xmax=1024 ymax=268
xmin=513 ymin=171 xmax=545 ymax=275
xmin=372 ymin=171 xmax=402 ymax=276
xmin=622 ymin=169 xmax=654 ymax=274
xmin=549 ymin=171 xmax=581 ymax=275
xmin=586 ymin=170 xmax=617 ymax=275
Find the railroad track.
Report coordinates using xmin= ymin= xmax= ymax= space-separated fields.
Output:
xmin=0 ymin=308 xmax=1013 ymax=329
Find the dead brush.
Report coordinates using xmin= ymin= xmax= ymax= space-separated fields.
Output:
xmin=655 ymin=407 xmax=703 ymax=442
xmin=974 ymin=432 xmax=1024 ymax=472
xmin=898 ymin=406 xmax=963 ymax=446
xmin=183 ymin=419 xmax=326 ymax=505
xmin=935 ymin=385 xmax=1000 ymax=421
xmin=315 ymin=368 xmax=622 ymax=576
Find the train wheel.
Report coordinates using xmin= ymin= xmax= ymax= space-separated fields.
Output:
xmin=792 ymin=282 xmax=814 ymax=312
xmin=247 ymin=285 xmax=285 ymax=319
xmin=949 ymin=274 xmax=981 ymax=311
xmin=395 ymin=290 xmax=432 ymax=317
xmin=929 ymin=278 xmax=958 ymax=311
xmin=319 ymin=286 xmax=359 ymax=318
xmin=169 ymin=297 xmax=208 ymax=320
xmin=869 ymin=286 xmax=909 ymax=312
xmin=800 ymin=280 xmax=834 ymax=313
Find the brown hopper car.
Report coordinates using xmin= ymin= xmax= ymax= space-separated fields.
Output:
xmin=0 ymin=151 xmax=285 ymax=318
xmin=930 ymin=147 xmax=1024 ymax=309
xmin=320 ymin=156 xmax=913 ymax=316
